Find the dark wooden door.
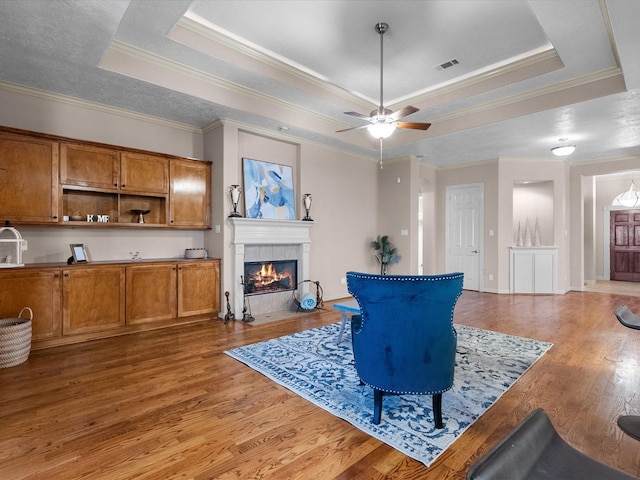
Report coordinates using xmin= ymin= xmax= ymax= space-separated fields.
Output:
xmin=610 ymin=210 xmax=640 ymax=281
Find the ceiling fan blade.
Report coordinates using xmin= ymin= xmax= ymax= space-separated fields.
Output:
xmin=343 ymin=111 xmax=371 ymax=120
xmin=338 ymin=23 xmax=434 ymax=138
xmin=389 ymin=105 xmax=419 ymax=121
xmin=336 ymin=124 xmax=370 ymax=133
xmin=396 ymin=121 xmax=432 ymax=131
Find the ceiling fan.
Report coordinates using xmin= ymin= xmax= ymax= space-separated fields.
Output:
xmin=337 ymin=22 xmax=431 ymax=160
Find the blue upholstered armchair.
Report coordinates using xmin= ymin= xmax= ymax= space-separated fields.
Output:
xmin=346 ymin=271 xmax=464 ymax=427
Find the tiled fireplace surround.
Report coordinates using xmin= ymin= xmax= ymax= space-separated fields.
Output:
xmin=229 ymin=218 xmax=313 ymax=320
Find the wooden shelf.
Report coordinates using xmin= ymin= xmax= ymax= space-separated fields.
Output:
xmin=119 ymin=194 xmax=167 ymax=225
xmin=0 ymin=127 xmax=211 ymax=230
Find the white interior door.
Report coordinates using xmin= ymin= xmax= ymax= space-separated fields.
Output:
xmin=446 ymin=183 xmax=483 ymax=290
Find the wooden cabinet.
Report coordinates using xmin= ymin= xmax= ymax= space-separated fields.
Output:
xmin=60 ymin=143 xmax=119 ymax=190
xmin=60 ymin=143 xmax=171 ymax=226
xmin=126 ymin=263 xmax=177 ymax=324
xmin=120 ymin=152 xmax=169 ymax=194
xmin=0 ymin=131 xmax=59 ymax=224
xmin=126 ymin=260 xmax=220 ymax=323
xmin=60 ymin=145 xmax=168 ymax=194
xmin=62 ymin=266 xmax=125 ymax=335
xmin=178 ymin=260 xmax=219 ymax=317
xmin=0 ymin=269 xmax=62 ymax=341
xmin=1 ymin=258 xmax=219 ymax=349
xmin=0 ymin=127 xmax=211 ymax=229
xmin=170 ymin=159 xmax=211 ymax=228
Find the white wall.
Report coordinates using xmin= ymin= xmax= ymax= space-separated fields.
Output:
xmin=377 ymin=157 xmax=416 ymax=275
xmin=513 ymin=182 xmax=554 ymax=246
xmin=206 ymin=124 xmax=379 ymax=304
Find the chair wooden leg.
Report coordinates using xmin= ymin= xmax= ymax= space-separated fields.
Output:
xmin=373 ymin=389 xmax=383 ymax=424
xmin=433 ymin=393 xmax=444 ymax=429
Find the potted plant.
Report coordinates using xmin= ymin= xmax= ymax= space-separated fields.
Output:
xmin=370 ymin=234 xmax=399 ymax=275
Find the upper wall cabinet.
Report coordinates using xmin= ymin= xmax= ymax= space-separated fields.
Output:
xmin=120 ymin=152 xmax=169 ymax=195
xmin=170 ymin=159 xmax=211 ymax=228
xmin=0 ymin=127 xmax=211 ymax=229
xmin=60 ymin=145 xmax=169 ymax=195
xmin=60 ymin=143 xmax=120 ymax=190
xmin=0 ymin=130 xmax=59 ymax=223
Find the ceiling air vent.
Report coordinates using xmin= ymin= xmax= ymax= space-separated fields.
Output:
xmin=438 ymin=59 xmax=459 ymax=70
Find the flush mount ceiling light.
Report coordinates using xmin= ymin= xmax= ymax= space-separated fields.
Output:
xmin=551 ymin=138 xmax=576 ymax=156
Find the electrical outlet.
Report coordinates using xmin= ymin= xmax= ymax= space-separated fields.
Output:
xmin=488 ymin=274 xmax=494 ymax=281
xmin=341 ymin=277 xmax=346 ymax=284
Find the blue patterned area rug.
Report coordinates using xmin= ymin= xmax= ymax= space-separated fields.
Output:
xmin=225 ymin=323 xmax=552 ymax=466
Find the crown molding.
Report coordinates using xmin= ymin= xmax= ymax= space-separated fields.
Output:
xmin=171 ymin=14 xmax=374 ymax=111
xmin=172 ymin=13 xmax=568 ymax=115
xmin=0 ymin=80 xmax=201 ymax=134
xmin=214 ymin=117 xmax=373 ymax=163
xmin=437 ymin=158 xmax=500 ymax=171
xmin=389 ymin=47 xmax=563 ymax=110
xmin=102 ymin=41 xmax=350 ymax=134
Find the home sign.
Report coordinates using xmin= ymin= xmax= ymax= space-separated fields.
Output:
xmin=86 ymin=215 xmax=109 ymax=222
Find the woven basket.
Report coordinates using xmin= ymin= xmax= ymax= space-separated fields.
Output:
xmin=0 ymin=307 xmax=32 ymax=369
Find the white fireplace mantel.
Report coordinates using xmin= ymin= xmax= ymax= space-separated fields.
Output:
xmin=230 ymin=218 xmax=313 ymax=245
xmin=229 ymin=218 xmax=313 ymax=319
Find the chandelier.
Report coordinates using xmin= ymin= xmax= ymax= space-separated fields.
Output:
xmin=613 ymin=179 xmax=640 ymax=208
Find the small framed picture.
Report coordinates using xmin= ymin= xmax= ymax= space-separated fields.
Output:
xmin=70 ymin=244 xmax=88 ymax=263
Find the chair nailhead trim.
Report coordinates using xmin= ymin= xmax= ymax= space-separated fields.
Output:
xmin=360 ymin=380 xmax=451 ymax=396
xmin=346 ymin=272 xmax=463 ymax=331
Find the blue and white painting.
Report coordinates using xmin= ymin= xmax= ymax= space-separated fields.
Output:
xmin=242 ymin=158 xmax=295 ymax=220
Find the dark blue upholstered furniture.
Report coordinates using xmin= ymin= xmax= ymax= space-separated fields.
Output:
xmin=346 ymin=271 xmax=464 ymax=427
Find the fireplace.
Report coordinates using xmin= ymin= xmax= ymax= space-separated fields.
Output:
xmin=244 ymin=260 xmax=297 ymax=295
xmin=230 ymin=218 xmax=313 ymax=320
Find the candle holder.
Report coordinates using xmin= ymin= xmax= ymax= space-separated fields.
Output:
xmin=131 ymin=209 xmax=150 ymax=224
xmin=228 ymin=185 xmax=242 ymax=218
xmin=302 ymin=193 xmax=313 ymax=221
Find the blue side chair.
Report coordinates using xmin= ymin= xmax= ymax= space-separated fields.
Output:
xmin=346 ymin=271 xmax=464 ymax=428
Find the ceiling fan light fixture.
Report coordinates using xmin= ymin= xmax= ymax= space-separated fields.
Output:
xmin=551 ymin=138 xmax=576 ymax=156
xmin=336 ymin=22 xmax=431 ymax=138
xmin=368 ymin=122 xmax=396 ymax=139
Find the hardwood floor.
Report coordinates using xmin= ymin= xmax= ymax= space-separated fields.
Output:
xmin=2 ymin=291 xmax=640 ymax=479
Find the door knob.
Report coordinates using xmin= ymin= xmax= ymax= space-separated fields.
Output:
xmin=472 ymin=250 xmax=479 ymax=253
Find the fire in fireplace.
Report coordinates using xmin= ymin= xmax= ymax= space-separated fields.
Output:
xmin=243 ymin=260 xmax=297 ymax=295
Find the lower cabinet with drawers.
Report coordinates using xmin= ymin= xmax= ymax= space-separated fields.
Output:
xmin=0 ymin=258 xmax=220 ymax=349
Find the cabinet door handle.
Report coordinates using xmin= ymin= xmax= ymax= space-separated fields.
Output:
xmin=54 ymin=273 xmax=60 ymax=278
xmin=52 ymin=215 xmax=58 ymax=219
xmin=122 ymin=184 xmax=126 ymax=188
xmin=64 ymin=273 xmax=69 ymax=277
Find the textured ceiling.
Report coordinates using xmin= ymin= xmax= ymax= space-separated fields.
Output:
xmin=0 ymin=0 xmax=639 ymax=168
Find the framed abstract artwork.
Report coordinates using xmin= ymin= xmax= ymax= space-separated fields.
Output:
xmin=242 ymin=158 xmax=295 ymax=220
